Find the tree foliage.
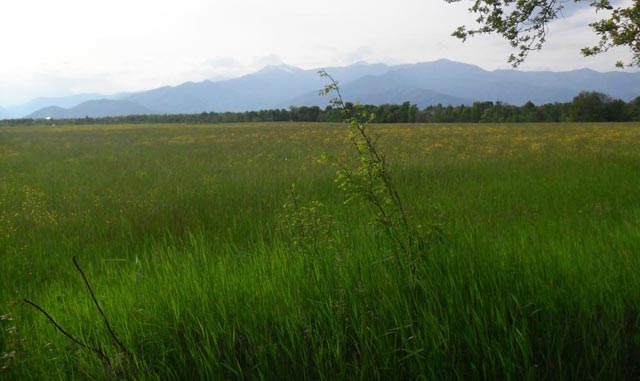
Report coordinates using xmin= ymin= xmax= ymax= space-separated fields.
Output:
xmin=421 ymin=92 xmax=634 ymax=122
xmin=445 ymin=0 xmax=640 ymax=67
xmin=3 ymin=92 xmax=639 ymax=126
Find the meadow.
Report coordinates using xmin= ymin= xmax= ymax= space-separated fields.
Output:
xmin=1 ymin=121 xmax=640 ymax=380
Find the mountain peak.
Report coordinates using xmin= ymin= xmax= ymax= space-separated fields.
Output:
xmin=428 ymin=58 xmax=482 ymax=68
xmin=260 ymin=64 xmax=302 ymax=74
xmin=432 ymin=58 xmax=455 ymax=64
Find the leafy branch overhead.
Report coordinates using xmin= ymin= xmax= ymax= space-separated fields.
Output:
xmin=445 ymin=0 xmax=640 ymax=67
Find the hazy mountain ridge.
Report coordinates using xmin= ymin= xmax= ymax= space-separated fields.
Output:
xmin=27 ymin=99 xmax=157 ymax=119
xmin=9 ymin=59 xmax=640 ymax=119
xmin=4 ymin=93 xmax=130 ymax=119
xmin=287 ymin=73 xmax=473 ymax=107
xmin=375 ymin=60 xmax=623 ymax=105
xmin=491 ymin=68 xmax=640 ymax=101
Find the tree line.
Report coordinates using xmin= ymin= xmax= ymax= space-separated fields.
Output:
xmin=423 ymin=92 xmax=640 ymax=123
xmin=2 ymin=91 xmax=640 ymax=126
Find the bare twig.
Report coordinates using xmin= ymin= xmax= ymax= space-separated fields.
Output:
xmin=23 ymin=298 xmax=111 ymax=366
xmin=72 ymin=256 xmax=130 ymax=356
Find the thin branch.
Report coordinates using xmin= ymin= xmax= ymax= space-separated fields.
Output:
xmin=23 ymin=298 xmax=112 ymax=366
xmin=73 ymin=256 xmax=130 ymax=356
xmin=318 ymin=69 xmax=346 ymax=109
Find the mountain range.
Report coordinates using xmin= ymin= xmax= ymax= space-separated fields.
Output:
xmin=2 ymin=59 xmax=639 ymax=119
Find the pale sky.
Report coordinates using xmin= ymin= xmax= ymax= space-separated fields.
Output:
xmin=0 ymin=0 xmax=635 ymax=105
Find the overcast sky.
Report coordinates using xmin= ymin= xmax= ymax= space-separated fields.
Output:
xmin=0 ymin=0 xmax=635 ymax=105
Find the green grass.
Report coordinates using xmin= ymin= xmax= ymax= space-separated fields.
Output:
xmin=1 ymin=122 xmax=639 ymax=380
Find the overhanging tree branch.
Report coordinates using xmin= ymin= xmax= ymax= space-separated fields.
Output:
xmin=445 ymin=0 xmax=640 ymax=67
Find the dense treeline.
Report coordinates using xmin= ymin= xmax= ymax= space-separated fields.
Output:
xmin=2 ymin=91 xmax=639 ymax=126
xmin=423 ymin=92 xmax=640 ymax=123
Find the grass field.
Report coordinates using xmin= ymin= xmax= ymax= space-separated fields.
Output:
xmin=1 ymin=122 xmax=640 ymax=380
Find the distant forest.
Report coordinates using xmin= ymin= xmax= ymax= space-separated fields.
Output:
xmin=3 ymin=91 xmax=640 ymax=126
